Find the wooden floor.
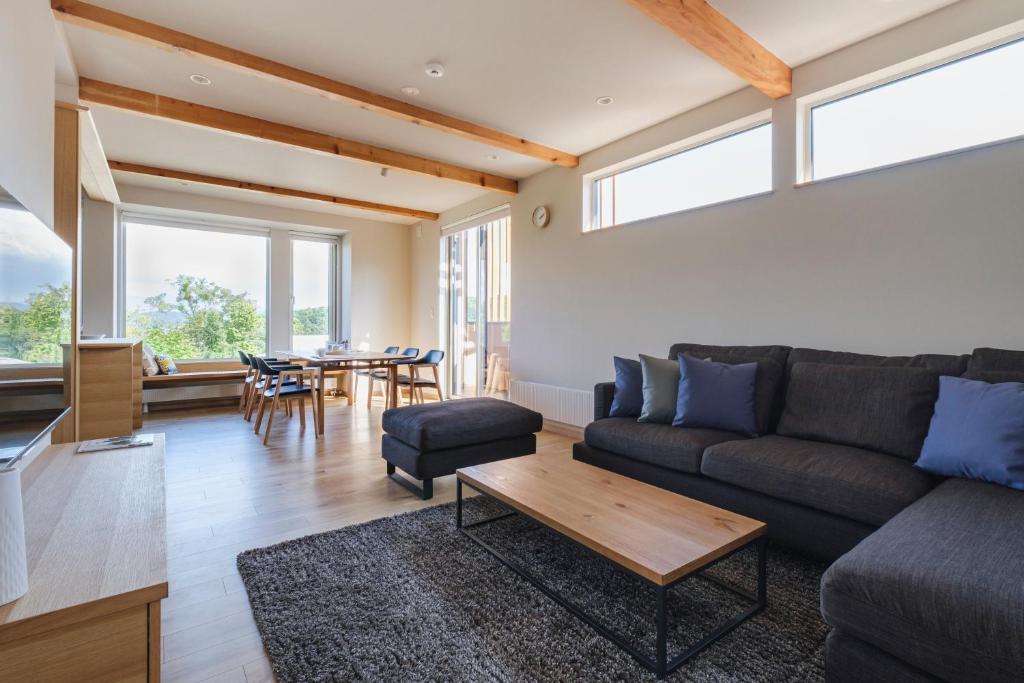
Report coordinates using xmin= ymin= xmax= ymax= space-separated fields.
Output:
xmin=150 ymin=393 xmax=574 ymax=683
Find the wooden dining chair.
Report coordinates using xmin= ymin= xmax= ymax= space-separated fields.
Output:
xmin=354 ymin=345 xmax=398 ymax=403
xmin=238 ymin=350 xmax=257 ymax=412
xmin=243 ymin=355 xmax=296 ymax=422
xmin=396 ymin=350 xmax=445 ymax=404
xmin=252 ymin=357 xmax=318 ymax=445
xmin=366 ymin=347 xmax=418 ymax=408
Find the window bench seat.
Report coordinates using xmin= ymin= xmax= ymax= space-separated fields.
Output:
xmin=142 ymin=369 xmax=248 ymax=388
xmin=142 ymin=363 xmax=250 ymax=411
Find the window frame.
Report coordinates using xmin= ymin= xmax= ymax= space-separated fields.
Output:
xmin=288 ymin=231 xmax=342 ymax=350
xmin=581 ymin=110 xmax=773 ymax=233
xmin=117 ymin=213 xmax=272 ymax=361
xmin=798 ymin=29 xmax=1024 ymax=184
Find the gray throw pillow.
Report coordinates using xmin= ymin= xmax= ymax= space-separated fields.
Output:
xmin=639 ymin=354 xmax=680 ymax=424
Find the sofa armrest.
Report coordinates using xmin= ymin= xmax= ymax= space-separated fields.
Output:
xmin=594 ymin=382 xmax=616 ymax=421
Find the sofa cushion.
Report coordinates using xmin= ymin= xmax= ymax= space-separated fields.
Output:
xmin=916 ymin=376 xmax=1024 ymax=490
xmin=381 ymin=397 xmax=542 ymax=451
xmin=584 ymin=417 xmax=744 ymax=474
xmin=967 ymin=346 xmax=1024 ymax=374
xmin=609 ymin=356 xmax=643 ymax=417
xmin=963 ymin=369 xmax=1024 ymax=384
xmin=821 ymin=478 xmax=1024 ymax=683
xmin=686 ymin=353 xmax=785 ymax=435
xmin=674 ymin=354 xmax=758 ymax=436
xmin=668 ymin=342 xmax=791 ymax=367
xmin=638 ymin=354 xmax=679 ymax=424
xmin=701 ymin=435 xmax=934 ymax=526
xmin=787 ymin=348 xmax=969 ymax=377
xmin=778 ymin=363 xmax=939 ymax=460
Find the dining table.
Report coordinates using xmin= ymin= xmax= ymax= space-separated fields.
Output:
xmin=277 ymin=350 xmax=410 ymax=434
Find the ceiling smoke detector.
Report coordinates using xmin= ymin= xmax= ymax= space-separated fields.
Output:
xmin=189 ymin=74 xmax=212 ymax=85
xmin=401 ymin=86 xmax=420 ymax=96
xmin=596 ymin=96 xmax=614 ymax=106
xmin=424 ymin=62 xmax=446 ymax=78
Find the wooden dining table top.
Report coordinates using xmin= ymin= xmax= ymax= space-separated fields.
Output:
xmin=277 ymin=350 xmax=410 ymax=364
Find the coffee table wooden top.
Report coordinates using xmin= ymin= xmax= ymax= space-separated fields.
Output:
xmin=457 ymin=454 xmax=766 ymax=586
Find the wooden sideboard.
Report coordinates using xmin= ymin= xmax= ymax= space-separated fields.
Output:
xmin=0 ymin=435 xmax=167 ymax=682
xmin=78 ymin=338 xmax=143 ymax=440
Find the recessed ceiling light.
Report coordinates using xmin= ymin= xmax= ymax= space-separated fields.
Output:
xmin=401 ymin=86 xmax=420 ymax=96
xmin=486 ymin=154 xmax=499 ymax=161
xmin=596 ymin=96 xmax=614 ymax=106
xmin=425 ymin=62 xmax=445 ymax=78
xmin=189 ymin=74 xmax=212 ymax=85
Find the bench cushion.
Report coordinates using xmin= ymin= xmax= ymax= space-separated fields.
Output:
xmin=701 ymin=435 xmax=934 ymax=526
xmin=382 ymin=397 xmax=542 ymax=451
xmin=778 ymin=363 xmax=939 ymax=460
xmin=821 ymin=478 xmax=1024 ymax=683
xmin=585 ymin=417 xmax=744 ymax=474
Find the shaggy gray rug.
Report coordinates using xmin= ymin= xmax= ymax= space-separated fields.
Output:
xmin=237 ymin=497 xmax=828 ymax=682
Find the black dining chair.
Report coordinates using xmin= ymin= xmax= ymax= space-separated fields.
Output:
xmin=238 ymin=350 xmax=257 ymax=412
xmin=252 ymin=356 xmax=318 ymax=444
xmin=243 ymin=354 xmax=295 ymax=422
xmin=354 ymin=345 xmax=398 ymax=403
xmin=367 ymin=347 xmax=418 ymax=408
xmin=396 ymin=350 xmax=445 ymax=404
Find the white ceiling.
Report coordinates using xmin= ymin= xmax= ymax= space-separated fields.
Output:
xmin=62 ymin=0 xmax=961 ymax=222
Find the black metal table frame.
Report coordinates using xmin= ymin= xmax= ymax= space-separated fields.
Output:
xmin=456 ymin=479 xmax=767 ymax=679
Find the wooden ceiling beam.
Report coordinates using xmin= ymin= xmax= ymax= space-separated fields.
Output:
xmin=625 ymin=0 xmax=791 ymax=99
xmin=53 ymin=0 xmax=578 ymax=167
xmin=80 ymin=79 xmax=518 ymax=195
xmin=108 ymin=161 xmax=440 ymax=221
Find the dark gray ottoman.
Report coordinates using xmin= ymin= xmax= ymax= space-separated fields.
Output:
xmin=381 ymin=397 xmax=543 ymax=499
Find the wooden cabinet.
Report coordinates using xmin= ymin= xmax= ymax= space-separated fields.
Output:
xmin=0 ymin=436 xmax=167 ymax=682
xmin=77 ymin=338 xmax=143 ymax=440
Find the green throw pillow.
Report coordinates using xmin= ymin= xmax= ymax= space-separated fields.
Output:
xmin=639 ymin=354 xmax=680 ymax=424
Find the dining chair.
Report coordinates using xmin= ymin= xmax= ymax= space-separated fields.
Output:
xmin=252 ymin=356 xmax=319 ymax=445
xmin=238 ymin=350 xmax=256 ymax=412
xmin=396 ymin=350 xmax=445 ymax=404
xmin=366 ymin=347 xmax=418 ymax=408
xmin=243 ymin=354 xmax=295 ymax=422
xmin=354 ymin=345 xmax=398 ymax=404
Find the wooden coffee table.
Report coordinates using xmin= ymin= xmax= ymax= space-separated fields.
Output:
xmin=456 ymin=454 xmax=767 ymax=679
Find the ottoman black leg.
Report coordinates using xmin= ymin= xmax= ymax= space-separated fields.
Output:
xmin=386 ymin=462 xmax=434 ymax=500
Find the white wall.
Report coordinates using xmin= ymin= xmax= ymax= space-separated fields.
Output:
xmin=414 ymin=0 xmax=1024 ymax=393
xmin=99 ymin=184 xmax=412 ymax=355
xmin=0 ymin=0 xmax=55 ymax=226
xmin=81 ymin=198 xmax=118 ymax=336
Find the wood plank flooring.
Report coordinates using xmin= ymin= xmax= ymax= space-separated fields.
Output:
xmin=148 ymin=395 xmax=574 ymax=683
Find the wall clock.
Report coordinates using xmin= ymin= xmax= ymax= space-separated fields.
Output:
xmin=532 ymin=205 xmax=550 ymax=228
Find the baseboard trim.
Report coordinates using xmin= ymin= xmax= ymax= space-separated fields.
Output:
xmin=542 ymin=419 xmax=584 ymax=441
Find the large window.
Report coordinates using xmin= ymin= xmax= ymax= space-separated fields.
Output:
xmin=123 ymin=220 xmax=268 ymax=359
xmin=810 ymin=37 xmax=1024 ymax=180
xmin=586 ymin=120 xmax=772 ymax=231
xmin=0 ymin=202 xmax=72 ymax=365
xmin=291 ymin=237 xmax=336 ymax=351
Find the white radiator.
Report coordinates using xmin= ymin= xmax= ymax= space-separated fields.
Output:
xmin=509 ymin=381 xmax=592 ymax=427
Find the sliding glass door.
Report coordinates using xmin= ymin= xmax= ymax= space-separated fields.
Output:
xmin=442 ymin=211 xmax=511 ymax=398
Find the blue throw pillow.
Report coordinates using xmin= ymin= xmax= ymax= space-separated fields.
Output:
xmin=916 ymin=376 xmax=1024 ymax=490
xmin=609 ymin=356 xmax=643 ymax=417
xmin=673 ymin=354 xmax=758 ymax=436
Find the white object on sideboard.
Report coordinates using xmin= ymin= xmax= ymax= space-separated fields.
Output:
xmin=510 ymin=381 xmax=591 ymax=428
xmin=0 ymin=468 xmax=27 ymax=606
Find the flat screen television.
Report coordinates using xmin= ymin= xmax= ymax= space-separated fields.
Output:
xmin=0 ymin=185 xmax=72 ymax=465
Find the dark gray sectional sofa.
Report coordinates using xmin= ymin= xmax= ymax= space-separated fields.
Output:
xmin=572 ymin=343 xmax=1024 ymax=683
